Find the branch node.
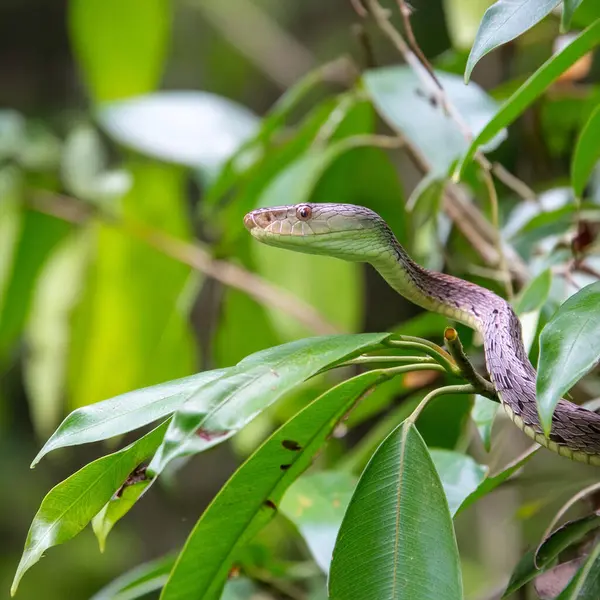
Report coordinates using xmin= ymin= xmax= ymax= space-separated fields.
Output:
xmin=443 ymin=327 xmax=498 ymax=401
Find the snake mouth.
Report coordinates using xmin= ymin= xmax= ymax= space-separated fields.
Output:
xmin=243 ymin=212 xmax=257 ymax=231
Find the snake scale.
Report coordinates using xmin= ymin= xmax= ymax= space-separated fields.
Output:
xmin=244 ymin=202 xmax=600 ymax=466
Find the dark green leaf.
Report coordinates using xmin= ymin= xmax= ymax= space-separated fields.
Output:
xmin=465 ymin=0 xmax=561 ymax=82
xmin=537 ymin=281 xmax=600 ymax=435
xmin=97 ymin=92 xmax=259 ymax=178
xmin=503 ymin=549 xmax=545 ymax=597
xmin=364 ymin=66 xmax=505 ymax=175
xmin=471 ymin=395 xmax=499 ymax=452
xmin=69 ymin=0 xmax=170 ymax=101
xmin=329 ymin=422 xmax=463 ymax=600
xmin=32 ymin=368 xmax=227 ymax=466
xmin=90 ymin=554 xmax=175 ymax=600
xmin=537 ymin=514 xmax=600 ymax=569
xmin=280 ymin=471 xmax=357 ymax=574
xmin=456 ymin=19 xmax=600 ymax=177
xmin=160 ymin=369 xmax=390 ymax=600
xmin=430 ymin=449 xmax=488 ymax=516
xmin=417 ymin=392 xmax=474 ymax=450
xmin=572 ymin=103 xmax=600 ymax=198
xmin=148 ymin=334 xmax=391 ymax=475
xmin=11 ymin=422 xmax=168 ymax=595
xmin=0 ymin=210 xmax=71 ymax=358
xmin=556 ymin=540 xmax=600 ymax=599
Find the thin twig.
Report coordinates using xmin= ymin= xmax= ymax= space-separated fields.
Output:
xmin=394 ymin=0 xmax=443 ymax=90
xmin=481 ymin=167 xmax=514 ymax=299
xmin=491 ymin=162 xmax=537 ymax=203
xmin=443 ymin=328 xmax=498 ymax=401
xmin=30 ymin=193 xmax=342 ymax=336
xmin=386 ymin=336 xmax=459 ymax=376
xmin=361 ymin=0 xmax=531 ymax=287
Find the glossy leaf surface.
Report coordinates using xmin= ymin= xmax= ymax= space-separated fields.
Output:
xmin=329 ymin=422 xmax=462 ymax=600
xmin=160 ymin=370 xmax=389 ymax=600
xmin=149 ymin=334 xmax=390 ymax=475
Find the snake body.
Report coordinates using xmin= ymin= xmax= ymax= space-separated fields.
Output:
xmin=244 ymin=202 xmax=600 ymax=465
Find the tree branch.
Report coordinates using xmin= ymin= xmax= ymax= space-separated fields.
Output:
xmin=30 ymin=193 xmax=342 ymax=336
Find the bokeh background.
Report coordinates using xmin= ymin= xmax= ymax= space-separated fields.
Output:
xmin=2 ymin=1 xmax=600 ymax=598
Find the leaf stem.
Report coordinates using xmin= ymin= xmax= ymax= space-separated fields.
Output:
xmin=408 ymin=384 xmax=476 ymax=424
xmin=443 ymin=328 xmax=498 ymax=402
xmin=386 ymin=336 xmax=459 ymax=375
xmin=344 ymin=355 xmax=435 ymax=365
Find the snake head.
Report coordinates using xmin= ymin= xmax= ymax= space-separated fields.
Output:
xmin=244 ymin=203 xmax=394 ymax=263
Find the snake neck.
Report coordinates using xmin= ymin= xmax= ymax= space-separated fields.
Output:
xmin=371 ymin=240 xmax=600 ymax=462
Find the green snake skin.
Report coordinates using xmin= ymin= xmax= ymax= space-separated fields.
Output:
xmin=244 ymin=202 xmax=600 ymax=466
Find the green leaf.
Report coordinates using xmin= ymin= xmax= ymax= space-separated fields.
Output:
xmin=363 ymin=66 xmax=505 ymax=175
xmin=430 ymin=449 xmax=488 ymax=516
xmin=92 ymin=477 xmax=152 ymax=553
xmin=572 ymin=103 xmax=600 ymax=198
xmin=0 ymin=210 xmax=72 ymax=358
xmin=456 ymin=19 xmax=600 ymax=177
xmin=11 ymin=422 xmax=168 ymax=596
xmin=537 ymin=281 xmax=600 ymax=435
xmin=280 ymin=471 xmax=356 ymax=574
xmin=67 ymin=160 xmax=197 ymax=411
xmin=458 ymin=445 xmax=539 ymax=514
xmin=32 ymin=368 xmax=227 ymax=466
xmin=97 ymin=92 xmax=259 ymax=178
xmin=69 ymin=0 xmax=170 ymax=101
xmin=90 ymin=554 xmax=175 ymax=600
xmin=90 ymin=556 xmax=175 ymax=600
xmin=503 ymin=549 xmax=542 ymax=597
xmin=465 ymin=0 xmax=561 ymax=82
xmin=160 ymin=369 xmax=390 ymax=600
xmin=556 ymin=540 xmax=600 ymax=599
xmin=148 ymin=333 xmax=391 ymax=475
xmin=563 ymin=0 xmax=586 ymax=31
xmin=537 ymin=514 xmax=600 ymax=570
xmin=514 ymin=268 xmax=553 ymax=315
xmin=471 ymin=395 xmax=499 ymax=451
xmin=24 ymin=231 xmax=89 ymax=438
xmin=329 ymin=422 xmax=463 ymax=600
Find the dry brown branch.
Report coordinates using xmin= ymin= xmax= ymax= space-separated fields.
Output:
xmin=31 ymin=193 xmax=342 ymax=336
xmin=360 ymin=0 xmax=530 ymax=285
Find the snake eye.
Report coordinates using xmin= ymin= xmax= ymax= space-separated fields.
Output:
xmin=296 ymin=205 xmax=312 ymax=220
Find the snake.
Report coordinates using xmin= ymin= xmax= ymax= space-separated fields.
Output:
xmin=244 ymin=202 xmax=600 ymax=466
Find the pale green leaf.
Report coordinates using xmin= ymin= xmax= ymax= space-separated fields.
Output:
xmin=149 ymin=334 xmax=391 ymax=475
xmin=457 ymin=19 xmax=600 ymax=178
xmin=465 ymin=0 xmax=561 ymax=82
xmin=11 ymin=422 xmax=168 ymax=595
xmin=280 ymin=471 xmax=357 ymax=574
